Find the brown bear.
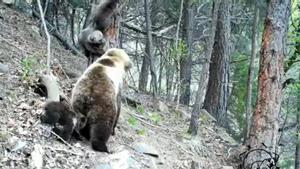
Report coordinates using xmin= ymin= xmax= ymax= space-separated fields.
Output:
xmin=40 ymin=101 xmax=85 ymax=141
xmin=71 ymin=48 xmax=131 ymax=152
xmin=78 ymin=0 xmax=119 ymax=65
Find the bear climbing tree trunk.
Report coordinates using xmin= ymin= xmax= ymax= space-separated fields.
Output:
xmin=79 ymin=0 xmax=121 ymax=66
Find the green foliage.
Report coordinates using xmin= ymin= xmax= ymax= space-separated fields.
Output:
xmin=21 ymin=55 xmax=38 ymax=81
xmin=169 ymin=40 xmax=188 ymax=62
xmin=199 ymin=113 xmax=209 ymax=123
xmin=149 ymin=112 xmax=161 ymax=124
xmin=136 ymin=105 xmax=145 ymax=115
xmin=137 ymin=128 xmax=146 ymax=136
xmin=278 ymin=158 xmax=294 ymax=169
xmin=128 ymin=116 xmax=138 ymax=127
xmin=228 ymin=52 xmax=259 ymax=140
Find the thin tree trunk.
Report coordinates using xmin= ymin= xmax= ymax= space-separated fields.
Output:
xmin=244 ymin=3 xmax=259 ymax=143
xmin=175 ymin=0 xmax=184 ymax=109
xmin=188 ymin=0 xmax=220 ymax=135
xmin=144 ymin=0 xmax=157 ymax=97
xmin=203 ymin=0 xmax=231 ymax=128
xmin=245 ymin=0 xmax=290 ymax=167
xmin=158 ymin=50 xmax=163 ymax=93
xmin=70 ymin=8 xmax=76 ymax=46
xmin=166 ymin=51 xmax=174 ymax=100
xmin=179 ymin=0 xmax=193 ymax=105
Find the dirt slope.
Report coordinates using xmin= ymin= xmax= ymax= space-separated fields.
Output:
xmin=0 ymin=4 xmax=238 ymax=169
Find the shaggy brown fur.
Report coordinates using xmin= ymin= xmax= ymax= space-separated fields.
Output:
xmin=78 ymin=0 xmax=119 ymax=65
xmin=71 ymin=48 xmax=131 ymax=152
xmin=41 ymin=101 xmax=78 ymax=141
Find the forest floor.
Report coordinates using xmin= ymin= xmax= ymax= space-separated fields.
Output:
xmin=0 ymin=4 xmax=240 ymax=169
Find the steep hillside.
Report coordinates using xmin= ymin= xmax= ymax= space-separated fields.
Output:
xmin=0 ymin=4 xmax=238 ymax=169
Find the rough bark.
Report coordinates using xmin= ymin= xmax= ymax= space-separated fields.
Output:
xmin=203 ymin=0 xmax=231 ymax=128
xmin=296 ymin=111 xmax=300 ymax=169
xmin=144 ymin=0 xmax=157 ymax=97
xmin=139 ymin=55 xmax=150 ymax=92
xmin=244 ymin=3 xmax=259 ymax=143
xmin=188 ymin=0 xmax=220 ymax=135
xmin=179 ymin=0 xmax=193 ymax=105
xmin=245 ymin=0 xmax=290 ymax=167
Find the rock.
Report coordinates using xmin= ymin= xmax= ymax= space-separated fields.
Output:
xmin=222 ymin=166 xmax=234 ymax=169
xmin=191 ymin=161 xmax=201 ymax=169
xmin=94 ymin=150 xmax=134 ymax=169
xmin=94 ymin=164 xmax=112 ymax=169
xmin=157 ymin=101 xmax=169 ymax=113
xmin=18 ymin=103 xmax=31 ymax=110
xmin=200 ymin=109 xmax=216 ymax=122
xmin=0 ymin=63 xmax=9 ymax=73
xmin=30 ymin=144 xmax=44 ymax=169
xmin=0 ymin=130 xmax=9 ymax=142
xmin=11 ymin=140 xmax=27 ymax=152
xmin=133 ymin=142 xmax=159 ymax=157
xmin=2 ymin=0 xmax=14 ymax=5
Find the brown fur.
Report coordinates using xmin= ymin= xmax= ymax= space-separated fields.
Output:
xmin=78 ymin=26 xmax=108 ymax=65
xmin=41 ymin=101 xmax=78 ymax=141
xmin=71 ymin=48 xmax=131 ymax=152
xmin=78 ymin=0 xmax=119 ymax=66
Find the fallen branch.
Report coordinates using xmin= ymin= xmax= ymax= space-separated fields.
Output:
xmin=122 ymin=22 xmax=174 ymax=41
xmin=124 ymin=109 xmax=174 ymax=132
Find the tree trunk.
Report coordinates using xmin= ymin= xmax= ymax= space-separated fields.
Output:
xmin=296 ymin=111 xmax=300 ymax=169
xmin=179 ymin=0 xmax=193 ymax=105
xmin=144 ymin=0 xmax=157 ymax=97
xmin=166 ymin=52 xmax=174 ymax=100
xmin=244 ymin=3 xmax=259 ymax=143
xmin=139 ymin=55 xmax=150 ymax=92
xmin=188 ymin=0 xmax=220 ymax=135
xmin=70 ymin=8 xmax=76 ymax=46
xmin=245 ymin=0 xmax=290 ymax=167
xmin=203 ymin=0 xmax=231 ymax=128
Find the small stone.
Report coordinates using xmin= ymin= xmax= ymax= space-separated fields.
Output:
xmin=222 ymin=166 xmax=234 ymax=169
xmin=0 ymin=63 xmax=9 ymax=73
xmin=30 ymin=144 xmax=44 ymax=169
xmin=133 ymin=142 xmax=159 ymax=157
xmin=11 ymin=140 xmax=27 ymax=151
xmin=18 ymin=103 xmax=31 ymax=110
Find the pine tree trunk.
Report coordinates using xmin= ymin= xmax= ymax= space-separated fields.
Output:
xmin=244 ymin=3 xmax=259 ymax=143
xmin=245 ymin=0 xmax=290 ymax=167
xmin=179 ymin=0 xmax=193 ymax=105
xmin=203 ymin=0 xmax=230 ymax=128
xmin=188 ymin=0 xmax=220 ymax=135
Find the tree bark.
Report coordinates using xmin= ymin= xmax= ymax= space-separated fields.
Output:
xmin=245 ymin=0 xmax=290 ymax=167
xmin=244 ymin=3 xmax=259 ymax=143
xmin=179 ymin=0 xmax=193 ymax=105
xmin=296 ymin=111 xmax=300 ymax=169
xmin=139 ymin=56 xmax=150 ymax=92
xmin=203 ymin=0 xmax=231 ymax=129
xmin=144 ymin=0 xmax=157 ymax=97
xmin=188 ymin=0 xmax=220 ymax=135
xmin=70 ymin=8 xmax=76 ymax=46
